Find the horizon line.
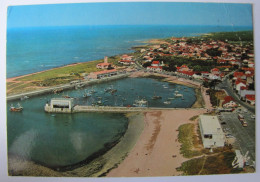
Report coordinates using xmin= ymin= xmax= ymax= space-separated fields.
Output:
xmin=7 ymin=24 xmax=254 ymax=29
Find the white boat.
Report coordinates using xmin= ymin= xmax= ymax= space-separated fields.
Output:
xmin=83 ymin=91 xmax=91 ymax=98
xmin=20 ymin=95 xmax=29 ymax=100
xmin=175 ymin=93 xmax=183 ymax=97
xmin=164 ymin=100 xmax=171 ymax=104
xmin=90 ymin=87 xmax=97 ymax=94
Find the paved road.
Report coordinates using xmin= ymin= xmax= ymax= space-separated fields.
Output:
xmin=219 ymin=109 xmax=255 ymax=164
xmin=217 ymin=78 xmax=255 ymax=114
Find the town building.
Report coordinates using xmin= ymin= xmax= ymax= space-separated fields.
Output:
xmin=199 ymin=115 xmax=225 ymax=148
xmin=45 ymin=98 xmax=74 ymax=113
xmin=147 ymin=60 xmax=163 ymax=72
xmin=96 ymin=56 xmax=111 ymax=69
xmin=118 ymin=59 xmax=135 ymax=65
xmin=222 ymin=96 xmax=237 ymax=108
xmin=245 ymin=94 xmax=255 ymax=105
xmin=238 ymin=89 xmax=255 ymax=100
xmin=88 ymin=69 xmax=118 ymax=79
xmin=211 ymin=68 xmax=220 ymax=75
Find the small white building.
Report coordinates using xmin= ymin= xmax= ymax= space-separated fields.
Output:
xmin=199 ymin=115 xmax=225 ymax=148
xmin=45 ymin=98 xmax=74 ymax=113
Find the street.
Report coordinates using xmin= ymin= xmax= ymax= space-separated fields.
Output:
xmin=219 ymin=108 xmax=255 ymax=165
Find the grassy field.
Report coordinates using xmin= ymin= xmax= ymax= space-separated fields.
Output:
xmin=16 ymin=59 xmax=104 ymax=82
xmin=6 ymin=58 xmax=120 ymax=95
xmin=176 ymin=152 xmax=243 ymax=175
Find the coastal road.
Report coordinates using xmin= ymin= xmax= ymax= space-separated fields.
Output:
xmin=220 ymin=110 xmax=255 ymax=164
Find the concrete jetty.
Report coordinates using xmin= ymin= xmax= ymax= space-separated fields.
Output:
xmin=7 ymin=73 xmax=130 ymax=101
xmin=45 ymin=103 xmax=205 ymax=113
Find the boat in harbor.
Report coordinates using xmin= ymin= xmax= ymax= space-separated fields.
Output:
xmin=20 ymin=95 xmax=29 ymax=101
xmin=104 ymin=87 xmax=112 ymax=92
xmin=152 ymin=91 xmax=162 ymax=100
xmin=163 ymin=84 xmax=168 ymax=89
xmin=10 ymin=103 xmax=23 ymax=112
xmin=90 ymin=87 xmax=97 ymax=94
xmin=163 ymin=100 xmax=171 ymax=105
xmin=62 ymin=95 xmax=71 ymax=98
xmin=133 ymin=98 xmax=148 ymax=107
xmin=110 ymin=89 xmax=117 ymax=94
xmin=174 ymin=93 xmax=183 ymax=97
xmin=83 ymin=91 xmax=91 ymax=98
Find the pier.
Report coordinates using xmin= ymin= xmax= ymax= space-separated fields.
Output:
xmin=45 ymin=104 xmax=205 ymax=113
xmin=7 ymin=73 xmax=130 ymax=101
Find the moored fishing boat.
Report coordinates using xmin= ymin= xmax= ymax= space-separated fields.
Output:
xmin=10 ymin=103 xmax=23 ymax=112
xmin=152 ymin=91 xmax=162 ymax=100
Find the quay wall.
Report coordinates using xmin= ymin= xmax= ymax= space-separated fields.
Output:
xmin=7 ymin=73 xmax=130 ymax=101
xmin=44 ymin=105 xmax=205 ymax=113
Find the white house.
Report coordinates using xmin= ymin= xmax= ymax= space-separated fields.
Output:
xmin=199 ymin=115 xmax=225 ymax=148
xmin=235 ymin=82 xmax=246 ymax=92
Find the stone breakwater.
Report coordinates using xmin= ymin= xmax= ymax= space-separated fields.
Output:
xmin=7 ymin=73 xmax=130 ymax=101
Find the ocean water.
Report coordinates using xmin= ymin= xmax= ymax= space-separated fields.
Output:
xmin=7 ymin=77 xmax=196 ymax=168
xmin=6 ymin=25 xmax=252 ymax=78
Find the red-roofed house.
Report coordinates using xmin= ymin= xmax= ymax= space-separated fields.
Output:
xmin=178 ymin=65 xmax=190 ymax=72
xmin=96 ymin=56 xmax=112 ymax=69
xmin=118 ymin=59 xmax=135 ymax=65
xmin=147 ymin=66 xmax=163 ymax=72
xmin=211 ymin=68 xmax=220 ymax=75
xmin=179 ymin=71 xmax=195 ymax=77
xmin=222 ymin=96 xmax=237 ymax=108
xmin=233 ymin=72 xmax=245 ymax=78
xmin=121 ymin=54 xmax=133 ymax=61
xmin=245 ymin=95 xmax=255 ymax=105
xmin=88 ymin=69 xmax=117 ymax=79
xmin=235 ymin=80 xmax=247 ymax=92
xmin=242 ymin=67 xmax=254 ymax=71
xmin=151 ymin=61 xmax=160 ymax=66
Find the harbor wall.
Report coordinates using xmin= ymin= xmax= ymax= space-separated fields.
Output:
xmin=7 ymin=73 xmax=130 ymax=101
xmin=45 ymin=105 xmax=205 ymax=113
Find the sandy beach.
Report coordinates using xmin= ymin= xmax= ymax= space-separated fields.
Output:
xmin=107 ymin=109 xmax=207 ymax=177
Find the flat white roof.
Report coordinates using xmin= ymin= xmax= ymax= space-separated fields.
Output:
xmin=199 ymin=115 xmax=223 ymax=134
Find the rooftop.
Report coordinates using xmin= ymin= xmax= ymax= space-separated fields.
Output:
xmin=199 ymin=115 xmax=223 ymax=134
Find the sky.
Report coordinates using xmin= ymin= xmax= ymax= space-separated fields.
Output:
xmin=7 ymin=2 xmax=253 ymax=28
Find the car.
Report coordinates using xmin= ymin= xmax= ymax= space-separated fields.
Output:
xmin=251 ymin=115 xmax=255 ymax=119
xmin=243 ymin=109 xmax=248 ymax=113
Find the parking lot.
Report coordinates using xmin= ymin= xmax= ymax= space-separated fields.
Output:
xmin=218 ymin=107 xmax=255 ymax=165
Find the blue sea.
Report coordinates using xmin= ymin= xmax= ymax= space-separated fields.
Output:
xmin=6 ymin=25 xmax=252 ymax=78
